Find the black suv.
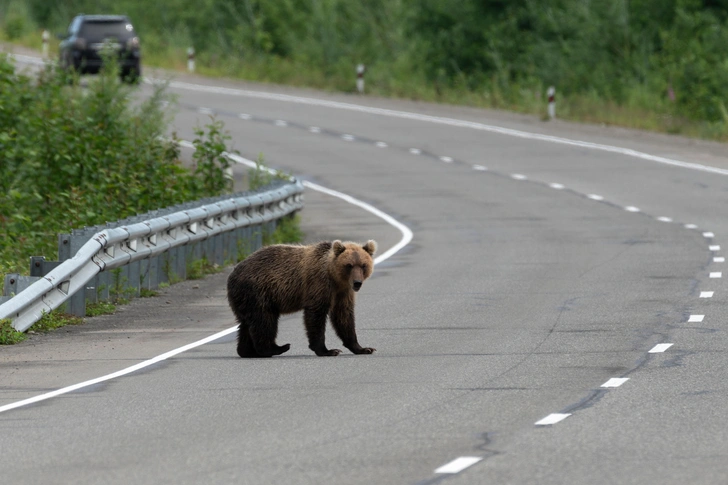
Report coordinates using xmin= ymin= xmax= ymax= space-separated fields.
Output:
xmin=59 ymin=15 xmax=141 ymax=82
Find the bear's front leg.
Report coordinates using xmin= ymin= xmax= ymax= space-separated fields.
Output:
xmin=304 ymin=307 xmax=341 ymax=356
xmin=330 ymin=299 xmax=376 ymax=355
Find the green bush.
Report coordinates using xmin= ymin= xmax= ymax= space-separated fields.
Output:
xmin=0 ymin=54 xmax=234 ymax=293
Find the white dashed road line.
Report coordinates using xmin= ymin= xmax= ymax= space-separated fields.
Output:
xmin=409 ymin=148 xmax=421 ymax=155
xmin=434 ymin=457 xmax=483 ymax=474
xmin=649 ymin=343 xmax=674 ymax=353
xmin=624 ymin=206 xmax=640 ymax=212
xmin=710 ymin=272 xmax=723 ymax=278
xmin=657 ymin=216 xmax=673 ymax=222
xmin=700 ymin=291 xmax=714 ymax=298
xmin=704 ymin=232 xmax=715 ymax=238
xmin=587 ymin=194 xmax=604 ymax=201
xmin=472 ymin=165 xmax=487 ymax=171
xmin=440 ymin=156 xmax=454 ymax=163
xmin=511 ymin=174 xmax=527 ymax=180
xmin=375 ymin=141 xmax=388 ymax=148
xmin=535 ymin=413 xmax=571 ymax=426
xmin=160 ymin=78 xmax=728 ymax=178
xmin=710 ymin=245 xmax=721 ymax=251
xmin=714 ymin=257 xmax=725 ymax=263
xmin=685 ymin=224 xmax=698 ymax=229
xmin=601 ymin=378 xmax=630 ymax=388
xmin=549 ymin=183 xmax=565 ymax=189
xmin=688 ymin=315 xmax=705 ymax=323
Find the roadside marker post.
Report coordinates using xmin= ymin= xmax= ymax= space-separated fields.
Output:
xmin=356 ymin=64 xmax=366 ymax=94
xmin=42 ymin=30 xmax=49 ymax=58
xmin=547 ymin=86 xmax=556 ymax=120
xmin=187 ymin=47 xmax=195 ymax=73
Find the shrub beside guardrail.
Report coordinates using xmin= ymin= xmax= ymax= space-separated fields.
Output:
xmin=0 ymin=179 xmax=304 ymax=332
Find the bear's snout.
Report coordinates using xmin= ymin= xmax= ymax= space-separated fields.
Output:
xmin=353 ymin=280 xmax=362 ymax=292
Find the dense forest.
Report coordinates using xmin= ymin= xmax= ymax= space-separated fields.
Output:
xmin=2 ymin=0 xmax=727 ymax=138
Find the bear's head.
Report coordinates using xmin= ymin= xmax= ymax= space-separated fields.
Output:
xmin=330 ymin=240 xmax=377 ymax=292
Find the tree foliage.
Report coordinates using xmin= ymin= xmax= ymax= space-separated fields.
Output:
xmin=3 ymin=0 xmax=727 ymax=122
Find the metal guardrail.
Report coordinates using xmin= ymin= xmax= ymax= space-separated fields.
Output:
xmin=0 ymin=180 xmax=304 ymax=332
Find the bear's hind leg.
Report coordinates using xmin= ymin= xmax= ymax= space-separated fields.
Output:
xmin=250 ymin=310 xmax=290 ymax=357
xmin=237 ymin=323 xmax=263 ymax=358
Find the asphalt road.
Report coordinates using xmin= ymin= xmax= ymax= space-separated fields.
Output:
xmin=2 ymin=50 xmax=728 ymax=484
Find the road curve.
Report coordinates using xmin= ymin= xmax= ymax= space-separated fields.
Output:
xmin=2 ymin=56 xmax=728 ymax=485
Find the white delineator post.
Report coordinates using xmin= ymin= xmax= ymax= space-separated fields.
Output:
xmin=356 ymin=64 xmax=366 ymax=94
xmin=547 ymin=86 xmax=556 ymax=120
xmin=187 ymin=47 xmax=195 ymax=73
xmin=42 ymin=30 xmax=49 ymax=59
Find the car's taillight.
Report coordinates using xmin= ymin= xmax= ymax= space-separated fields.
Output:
xmin=126 ymin=37 xmax=140 ymax=49
xmin=74 ymin=38 xmax=86 ymax=49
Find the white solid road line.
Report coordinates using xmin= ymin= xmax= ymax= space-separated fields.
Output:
xmin=0 ymin=144 xmax=413 ymax=415
xmin=0 ymin=326 xmax=237 ymax=414
xmin=434 ymin=457 xmax=483 ymax=474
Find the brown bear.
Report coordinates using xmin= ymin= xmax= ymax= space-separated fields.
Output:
xmin=227 ymin=239 xmax=377 ymax=358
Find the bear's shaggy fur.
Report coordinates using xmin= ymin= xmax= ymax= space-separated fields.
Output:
xmin=227 ymin=240 xmax=377 ymax=358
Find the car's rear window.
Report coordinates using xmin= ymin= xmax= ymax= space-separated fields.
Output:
xmin=80 ymin=21 xmax=135 ymax=40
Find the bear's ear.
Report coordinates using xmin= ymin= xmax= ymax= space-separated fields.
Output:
xmin=362 ymin=240 xmax=377 ymax=256
xmin=332 ymin=240 xmax=346 ymax=257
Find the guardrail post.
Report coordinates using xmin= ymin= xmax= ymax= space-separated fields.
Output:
xmin=3 ymin=274 xmax=19 ymax=297
xmin=213 ymin=227 xmax=224 ymax=267
xmin=30 ymin=256 xmax=46 ymax=277
xmin=67 ymin=230 xmax=89 ymax=317
xmin=29 ymin=256 xmax=61 ymax=278
xmin=58 ymin=234 xmax=71 ymax=261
